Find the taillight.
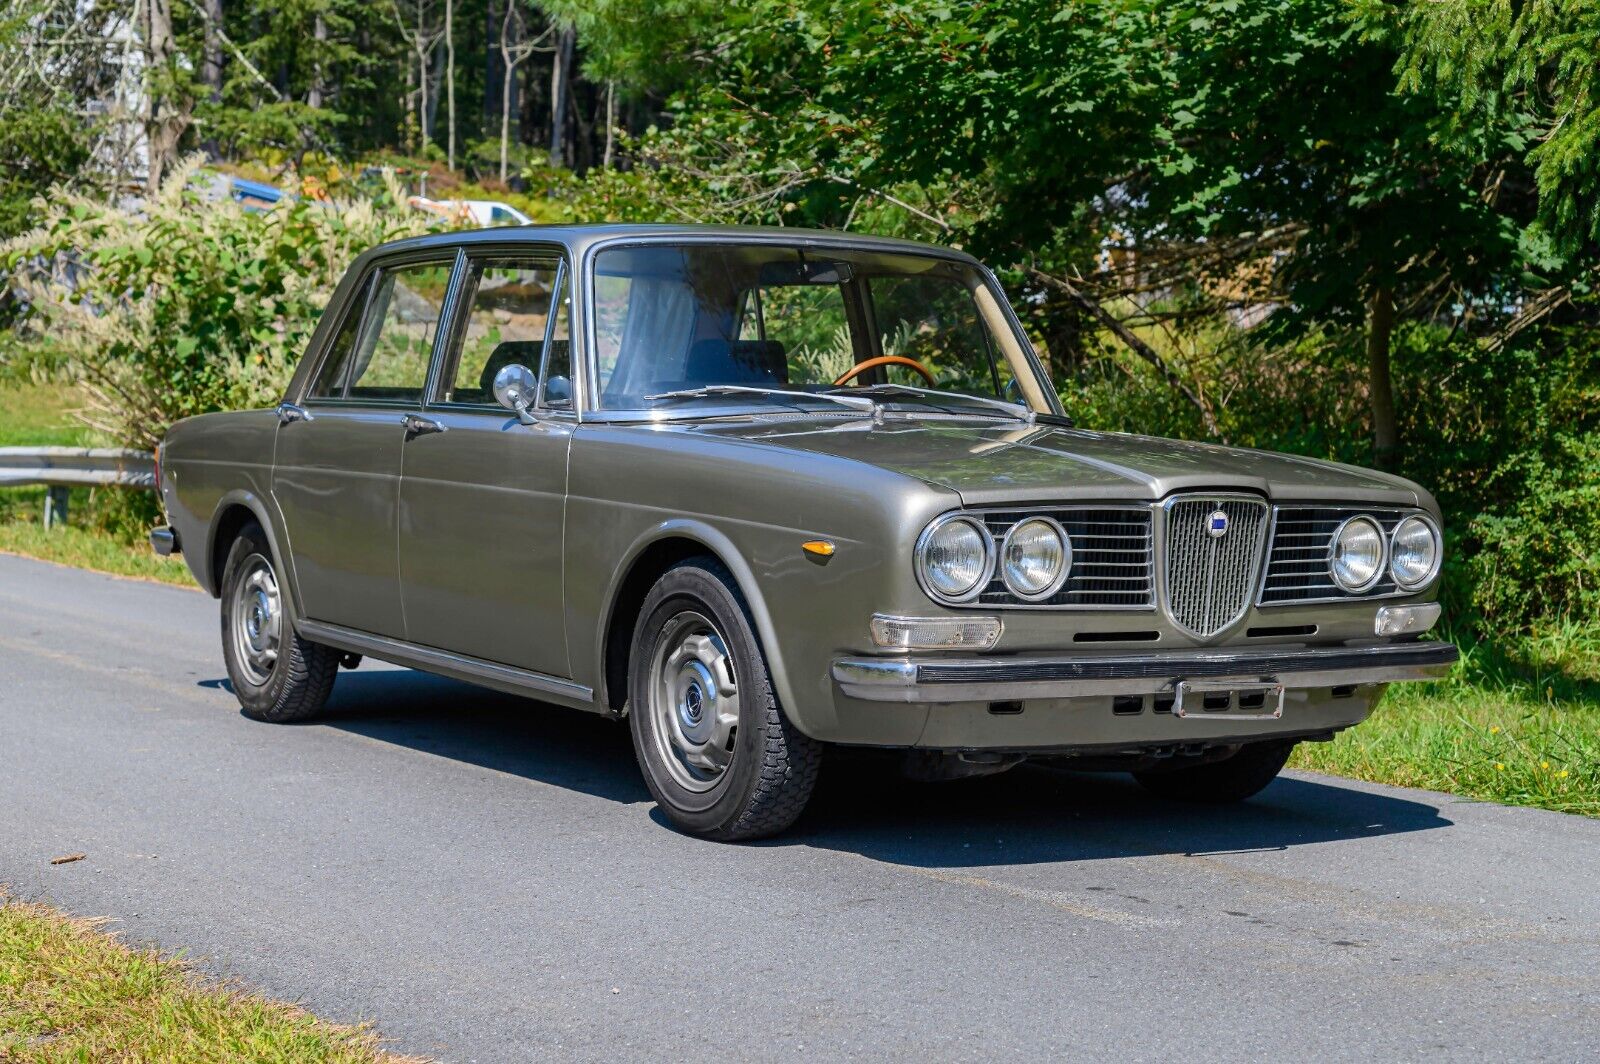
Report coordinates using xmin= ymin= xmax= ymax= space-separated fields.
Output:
xmin=153 ymin=443 xmax=162 ymax=494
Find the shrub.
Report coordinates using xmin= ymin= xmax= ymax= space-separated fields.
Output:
xmin=1 ymin=157 xmax=434 ymax=449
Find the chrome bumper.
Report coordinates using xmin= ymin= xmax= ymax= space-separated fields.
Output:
xmin=832 ymin=641 xmax=1458 ymax=703
xmin=149 ymin=526 xmax=179 ymax=556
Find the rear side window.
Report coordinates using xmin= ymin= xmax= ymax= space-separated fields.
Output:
xmin=311 ymin=258 xmax=453 ymax=403
xmin=307 ymin=274 xmax=372 ymax=399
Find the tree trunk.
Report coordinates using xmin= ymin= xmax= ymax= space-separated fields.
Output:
xmin=308 ymin=13 xmax=327 ymax=110
xmin=548 ymin=22 xmax=574 ymax=168
xmin=498 ymin=1 xmax=517 ymax=183
xmin=1366 ymin=285 xmax=1399 ymax=468
xmin=200 ymin=0 xmax=223 ymax=157
xmin=602 ymin=81 xmax=615 ymax=169
xmin=141 ymin=0 xmax=190 ymax=192
xmin=445 ymin=0 xmax=455 ymax=171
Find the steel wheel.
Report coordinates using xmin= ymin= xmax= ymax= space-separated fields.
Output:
xmin=647 ymin=610 xmax=741 ymax=792
xmin=229 ymin=554 xmax=282 ymax=687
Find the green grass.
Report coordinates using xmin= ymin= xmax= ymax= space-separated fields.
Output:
xmin=0 ymin=519 xmax=196 ymax=587
xmin=1293 ymin=625 xmax=1600 ymax=817
xmin=0 ymin=896 xmax=420 ymax=1063
xmin=0 ymin=380 xmax=93 ymax=448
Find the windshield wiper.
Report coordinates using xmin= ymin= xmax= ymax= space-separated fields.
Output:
xmin=825 ymin=382 xmax=1032 ymax=422
xmin=642 ymin=384 xmax=879 ymax=419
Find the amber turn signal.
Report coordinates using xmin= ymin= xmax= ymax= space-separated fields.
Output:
xmin=802 ymin=540 xmax=836 ymax=558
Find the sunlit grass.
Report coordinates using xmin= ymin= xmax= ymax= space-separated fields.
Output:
xmin=0 ymin=896 xmax=422 ymax=1063
xmin=1293 ymin=625 xmax=1600 ymax=817
xmin=0 ymin=381 xmax=92 ymax=448
xmin=0 ymin=520 xmax=196 ymax=587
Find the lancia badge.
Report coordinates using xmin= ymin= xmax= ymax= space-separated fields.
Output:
xmin=1207 ymin=510 xmax=1230 ymax=538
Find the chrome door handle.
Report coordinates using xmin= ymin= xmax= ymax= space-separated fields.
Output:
xmin=401 ymin=413 xmax=446 ymax=439
xmin=277 ymin=402 xmax=313 ymax=425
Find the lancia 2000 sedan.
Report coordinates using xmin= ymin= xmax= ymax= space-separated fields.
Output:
xmin=152 ymin=224 xmax=1457 ymax=840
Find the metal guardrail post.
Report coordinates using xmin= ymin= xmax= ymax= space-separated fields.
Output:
xmin=44 ymin=486 xmax=70 ymax=529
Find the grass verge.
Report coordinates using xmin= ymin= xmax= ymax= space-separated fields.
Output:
xmin=0 ymin=895 xmax=420 ymax=1063
xmin=0 ymin=521 xmax=196 ymax=588
xmin=1292 ymin=626 xmax=1600 ymax=817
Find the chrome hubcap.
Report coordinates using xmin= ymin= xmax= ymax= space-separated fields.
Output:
xmin=649 ymin=611 xmax=740 ymax=792
xmin=230 ymin=555 xmax=281 ymax=686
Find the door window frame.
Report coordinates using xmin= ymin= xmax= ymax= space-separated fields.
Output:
xmin=424 ymin=243 xmax=575 ymax=419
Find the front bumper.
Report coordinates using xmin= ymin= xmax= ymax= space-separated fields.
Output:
xmin=832 ymin=640 xmax=1458 ymax=703
xmin=149 ymin=526 xmax=179 ymax=556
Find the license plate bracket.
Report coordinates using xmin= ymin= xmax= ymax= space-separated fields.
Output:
xmin=1172 ymin=677 xmax=1285 ymax=720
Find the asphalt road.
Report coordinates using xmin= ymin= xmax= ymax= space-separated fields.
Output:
xmin=2 ymin=552 xmax=1597 ymax=1062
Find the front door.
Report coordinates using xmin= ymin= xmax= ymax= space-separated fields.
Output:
xmin=272 ymin=254 xmax=457 ymax=637
xmin=396 ymin=251 xmax=574 ymax=677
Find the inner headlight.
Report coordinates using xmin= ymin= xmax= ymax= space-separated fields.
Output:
xmin=1330 ymin=515 xmax=1385 ymax=592
xmin=1389 ymin=514 xmax=1441 ymax=590
xmin=916 ymin=515 xmax=992 ymax=602
xmin=1001 ymin=517 xmax=1071 ymax=600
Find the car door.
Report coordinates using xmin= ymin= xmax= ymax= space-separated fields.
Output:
xmin=395 ymin=250 xmax=574 ymax=678
xmin=272 ymin=252 xmax=458 ymax=637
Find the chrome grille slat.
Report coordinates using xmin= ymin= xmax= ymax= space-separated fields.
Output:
xmin=1259 ymin=507 xmax=1407 ymax=604
xmin=1162 ymin=496 xmax=1269 ymax=638
xmin=976 ymin=506 xmax=1154 ymax=608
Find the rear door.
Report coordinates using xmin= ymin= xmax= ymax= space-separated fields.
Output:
xmin=395 ymin=249 xmax=574 ymax=677
xmin=272 ymin=252 xmax=458 ymax=637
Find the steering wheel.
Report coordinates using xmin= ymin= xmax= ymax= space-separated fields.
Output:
xmin=832 ymin=355 xmax=938 ymax=388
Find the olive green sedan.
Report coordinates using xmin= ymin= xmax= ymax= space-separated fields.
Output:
xmin=152 ymin=225 xmax=1456 ymax=840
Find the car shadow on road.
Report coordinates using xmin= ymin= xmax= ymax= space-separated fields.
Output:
xmin=289 ymin=668 xmax=1454 ymax=867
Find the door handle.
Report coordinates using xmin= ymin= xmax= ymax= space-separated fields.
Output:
xmin=401 ymin=413 xmax=446 ymax=439
xmin=277 ymin=402 xmax=313 ymax=425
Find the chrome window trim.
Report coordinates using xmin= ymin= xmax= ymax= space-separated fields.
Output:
xmin=998 ymin=515 xmax=1072 ymax=602
xmin=1327 ymin=514 xmax=1388 ymax=594
xmin=1388 ymin=513 xmax=1443 ymax=591
xmin=1156 ymin=492 xmax=1271 ymax=642
xmin=914 ymin=513 xmax=996 ymax=606
xmin=1254 ymin=504 xmax=1440 ymax=606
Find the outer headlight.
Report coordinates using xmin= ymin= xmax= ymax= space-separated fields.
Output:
xmin=1389 ymin=514 xmax=1441 ymax=590
xmin=1000 ymin=517 xmax=1071 ymax=600
xmin=1329 ymin=515 xmax=1385 ymax=592
xmin=916 ymin=515 xmax=993 ymax=603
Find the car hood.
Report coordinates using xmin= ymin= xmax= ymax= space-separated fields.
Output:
xmin=686 ymin=417 xmax=1425 ymax=508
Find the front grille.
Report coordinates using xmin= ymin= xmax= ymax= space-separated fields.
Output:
xmin=1163 ymin=496 xmax=1269 ymax=637
xmin=1259 ymin=507 xmax=1408 ymax=604
xmin=977 ymin=506 xmax=1153 ymax=608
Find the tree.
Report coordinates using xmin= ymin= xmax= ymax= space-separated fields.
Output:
xmin=496 ymin=0 xmax=546 ymax=182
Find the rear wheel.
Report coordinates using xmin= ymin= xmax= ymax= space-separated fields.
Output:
xmin=628 ymin=559 xmax=822 ymax=840
xmin=1132 ymin=740 xmax=1296 ymax=803
xmin=219 ymin=524 xmax=338 ymax=723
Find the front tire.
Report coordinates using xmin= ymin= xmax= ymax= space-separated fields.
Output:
xmin=1133 ymin=740 xmax=1296 ymax=803
xmin=219 ymin=523 xmax=338 ymax=723
xmin=628 ymin=559 xmax=822 ymax=841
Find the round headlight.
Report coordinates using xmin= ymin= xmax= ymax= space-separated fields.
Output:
xmin=1389 ymin=514 xmax=1441 ymax=590
xmin=1001 ymin=517 xmax=1071 ymax=600
xmin=916 ymin=516 xmax=992 ymax=602
xmin=1329 ymin=515 xmax=1385 ymax=592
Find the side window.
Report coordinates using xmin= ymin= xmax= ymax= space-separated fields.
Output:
xmin=592 ymin=272 xmax=631 ymax=396
xmin=307 ymin=274 xmax=373 ymax=399
xmin=344 ymin=259 xmax=454 ymax=403
xmin=440 ymin=256 xmax=560 ymax=405
xmin=540 ymin=269 xmax=572 ymax=408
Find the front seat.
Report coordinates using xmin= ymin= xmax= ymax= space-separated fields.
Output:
xmin=683 ymin=338 xmax=789 ymax=386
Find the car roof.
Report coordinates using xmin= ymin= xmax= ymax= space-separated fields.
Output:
xmin=350 ymin=223 xmax=984 ymax=270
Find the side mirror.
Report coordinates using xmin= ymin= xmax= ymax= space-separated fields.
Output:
xmin=493 ymin=363 xmax=539 ymax=425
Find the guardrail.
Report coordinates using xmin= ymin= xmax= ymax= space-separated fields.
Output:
xmin=0 ymin=447 xmax=156 ymax=528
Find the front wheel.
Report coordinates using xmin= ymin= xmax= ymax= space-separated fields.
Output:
xmin=1132 ymin=740 xmax=1296 ymax=803
xmin=628 ymin=559 xmax=822 ymax=840
xmin=220 ymin=523 xmax=339 ymax=723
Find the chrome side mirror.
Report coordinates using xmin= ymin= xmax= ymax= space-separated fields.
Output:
xmin=493 ymin=363 xmax=539 ymax=425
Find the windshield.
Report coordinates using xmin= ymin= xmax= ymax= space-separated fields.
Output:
xmin=589 ymin=243 xmax=1045 ymax=415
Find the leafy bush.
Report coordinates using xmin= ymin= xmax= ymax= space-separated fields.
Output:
xmin=1 ymin=158 xmax=433 ymax=449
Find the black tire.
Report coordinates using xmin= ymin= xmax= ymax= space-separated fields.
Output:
xmin=1133 ymin=740 xmax=1296 ymax=803
xmin=627 ymin=558 xmax=822 ymax=841
xmin=219 ymin=523 xmax=338 ymax=723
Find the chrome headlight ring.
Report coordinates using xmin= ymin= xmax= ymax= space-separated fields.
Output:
xmin=1327 ymin=514 xmax=1387 ymax=593
xmin=1389 ymin=513 xmax=1442 ymax=591
xmin=914 ymin=513 xmax=995 ymax=605
xmin=999 ymin=516 xmax=1072 ymax=601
